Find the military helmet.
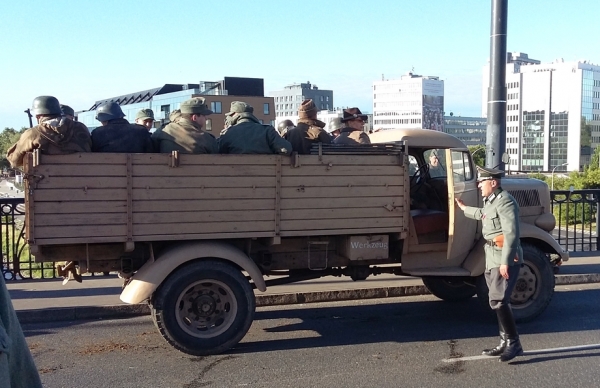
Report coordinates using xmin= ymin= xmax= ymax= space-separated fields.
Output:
xmin=327 ymin=117 xmax=344 ymax=133
xmin=277 ymin=120 xmax=294 ymax=133
xmin=32 ymin=96 xmax=62 ymax=116
xmin=60 ymin=104 xmax=75 ymax=117
xmin=95 ymin=102 xmax=125 ymax=122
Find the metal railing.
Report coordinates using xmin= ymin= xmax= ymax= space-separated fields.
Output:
xmin=2 ymin=191 xmax=599 ymax=280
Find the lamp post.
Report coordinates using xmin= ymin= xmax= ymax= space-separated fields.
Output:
xmin=551 ymin=162 xmax=568 ymax=190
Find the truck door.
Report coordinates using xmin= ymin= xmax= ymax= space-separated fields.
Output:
xmin=446 ymin=149 xmax=479 ymax=261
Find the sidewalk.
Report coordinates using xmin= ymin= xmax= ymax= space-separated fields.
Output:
xmin=7 ymin=253 xmax=600 ymax=324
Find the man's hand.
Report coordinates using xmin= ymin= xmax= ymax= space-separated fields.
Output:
xmin=499 ymin=264 xmax=509 ymax=279
xmin=455 ymin=198 xmax=466 ymax=210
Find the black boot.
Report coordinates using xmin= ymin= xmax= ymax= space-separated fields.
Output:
xmin=482 ymin=313 xmax=507 ymax=356
xmin=497 ymin=305 xmax=523 ymax=362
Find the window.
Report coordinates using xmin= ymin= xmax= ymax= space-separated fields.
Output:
xmin=263 ymin=103 xmax=270 ymax=115
xmin=205 ymin=118 xmax=212 ymax=131
xmin=210 ymin=101 xmax=222 ymax=114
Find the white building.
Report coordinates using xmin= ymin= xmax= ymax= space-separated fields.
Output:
xmin=482 ymin=52 xmax=600 ymax=172
xmin=372 ymin=72 xmax=444 ymax=131
xmin=270 ymin=81 xmax=334 ymax=119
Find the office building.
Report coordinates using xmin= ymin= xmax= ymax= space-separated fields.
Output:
xmin=270 ymin=82 xmax=333 ymax=118
xmin=482 ymin=53 xmax=600 ymax=172
xmin=443 ymin=115 xmax=487 ymax=146
xmin=77 ymin=77 xmax=275 ymax=133
xmin=372 ymin=72 xmax=444 ymax=131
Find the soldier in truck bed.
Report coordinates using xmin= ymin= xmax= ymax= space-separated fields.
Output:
xmin=284 ymin=99 xmax=331 ymax=154
xmin=91 ymin=102 xmax=154 ymax=153
xmin=6 ymin=96 xmax=91 ymax=168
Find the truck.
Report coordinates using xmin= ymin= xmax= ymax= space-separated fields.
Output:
xmin=22 ymin=128 xmax=568 ymax=356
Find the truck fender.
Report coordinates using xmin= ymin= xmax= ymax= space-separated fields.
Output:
xmin=120 ymin=241 xmax=266 ymax=304
xmin=520 ymin=222 xmax=569 ymax=262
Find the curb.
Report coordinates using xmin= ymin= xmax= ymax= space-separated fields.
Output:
xmin=16 ymin=274 xmax=600 ymax=325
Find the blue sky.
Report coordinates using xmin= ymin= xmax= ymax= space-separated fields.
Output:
xmin=1 ymin=0 xmax=598 ymax=130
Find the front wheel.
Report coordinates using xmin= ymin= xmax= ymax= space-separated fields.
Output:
xmin=151 ymin=260 xmax=255 ymax=356
xmin=476 ymin=243 xmax=555 ymax=322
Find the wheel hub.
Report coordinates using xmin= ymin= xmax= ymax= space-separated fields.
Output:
xmin=192 ymin=294 xmax=217 ymax=317
xmin=511 ymin=264 xmax=537 ymax=304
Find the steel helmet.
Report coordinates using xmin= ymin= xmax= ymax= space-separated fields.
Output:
xmin=277 ymin=120 xmax=294 ymax=134
xmin=95 ymin=102 xmax=125 ymax=122
xmin=32 ymin=96 xmax=62 ymax=116
xmin=327 ymin=117 xmax=344 ymax=133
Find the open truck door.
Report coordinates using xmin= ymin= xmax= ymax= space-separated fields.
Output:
xmin=446 ymin=148 xmax=479 ymax=260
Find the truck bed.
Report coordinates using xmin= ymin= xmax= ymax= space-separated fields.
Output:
xmin=24 ymin=151 xmax=408 ymax=253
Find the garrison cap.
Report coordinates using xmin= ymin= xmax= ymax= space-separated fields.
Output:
xmin=136 ymin=108 xmax=154 ymax=121
xmin=229 ymin=101 xmax=254 ymax=114
xmin=180 ymin=97 xmax=213 ymax=115
xmin=476 ymin=166 xmax=504 ymax=181
xmin=60 ymin=104 xmax=75 ymax=117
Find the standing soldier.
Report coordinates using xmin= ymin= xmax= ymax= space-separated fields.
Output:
xmin=218 ymin=101 xmax=292 ymax=155
xmin=277 ymin=119 xmax=295 ymax=137
xmin=6 ymin=96 xmax=92 ymax=168
xmin=151 ymin=98 xmax=217 ymax=154
xmin=91 ymin=102 xmax=154 ymax=153
xmin=284 ymin=99 xmax=331 ymax=154
xmin=334 ymin=107 xmax=371 ymax=145
xmin=455 ymin=166 xmax=524 ymax=362
xmin=135 ymin=108 xmax=155 ymax=131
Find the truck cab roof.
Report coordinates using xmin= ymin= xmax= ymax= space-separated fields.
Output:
xmin=369 ymin=129 xmax=468 ymax=150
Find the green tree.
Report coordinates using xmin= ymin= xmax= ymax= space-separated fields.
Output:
xmin=469 ymin=145 xmax=485 ymax=167
xmin=589 ymin=145 xmax=600 ymax=172
xmin=0 ymin=127 xmax=27 ymax=169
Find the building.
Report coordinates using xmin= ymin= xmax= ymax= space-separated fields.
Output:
xmin=443 ymin=115 xmax=487 ymax=146
xmin=482 ymin=53 xmax=600 ymax=172
xmin=77 ymin=77 xmax=275 ymax=134
xmin=270 ymin=81 xmax=333 ymax=118
xmin=372 ymin=72 xmax=444 ymax=131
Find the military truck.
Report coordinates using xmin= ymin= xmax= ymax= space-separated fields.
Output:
xmin=22 ymin=129 xmax=568 ymax=356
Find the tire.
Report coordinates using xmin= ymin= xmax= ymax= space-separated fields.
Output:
xmin=476 ymin=243 xmax=555 ymax=323
xmin=422 ymin=277 xmax=477 ymax=301
xmin=151 ymin=260 xmax=255 ymax=356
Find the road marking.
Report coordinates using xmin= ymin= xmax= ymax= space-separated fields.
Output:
xmin=442 ymin=343 xmax=600 ymax=363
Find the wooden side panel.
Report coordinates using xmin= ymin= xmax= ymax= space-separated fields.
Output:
xmin=30 ymin=153 xmax=407 ymax=246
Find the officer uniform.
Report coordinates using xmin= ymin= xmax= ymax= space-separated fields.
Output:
xmin=460 ymin=166 xmax=524 ymax=362
xmin=151 ymin=98 xmax=218 ymax=154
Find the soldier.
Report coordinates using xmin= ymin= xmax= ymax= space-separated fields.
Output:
xmin=60 ymin=104 xmax=75 ymax=120
xmin=284 ymin=99 xmax=331 ymax=154
xmin=1 ymin=276 xmax=43 ymax=388
xmin=6 ymin=96 xmax=92 ymax=168
xmin=151 ymin=98 xmax=218 ymax=154
xmin=277 ymin=119 xmax=295 ymax=137
xmin=427 ymin=149 xmax=445 ymax=178
xmin=91 ymin=102 xmax=154 ymax=153
xmin=218 ymin=101 xmax=292 ymax=155
xmin=327 ymin=117 xmax=343 ymax=140
xmin=333 ymin=107 xmax=371 ymax=145
xmin=455 ymin=166 xmax=524 ymax=362
xmin=135 ymin=108 xmax=155 ymax=131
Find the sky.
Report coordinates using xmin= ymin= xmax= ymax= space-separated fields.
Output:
xmin=1 ymin=0 xmax=599 ymax=130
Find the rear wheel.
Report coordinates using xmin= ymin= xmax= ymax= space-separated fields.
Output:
xmin=476 ymin=243 xmax=555 ymax=322
xmin=151 ymin=260 xmax=255 ymax=356
xmin=422 ymin=277 xmax=477 ymax=301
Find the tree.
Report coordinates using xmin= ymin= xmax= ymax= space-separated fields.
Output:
xmin=0 ymin=127 xmax=27 ymax=169
xmin=468 ymin=145 xmax=486 ymax=167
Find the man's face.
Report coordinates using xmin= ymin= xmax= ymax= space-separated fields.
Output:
xmin=477 ymin=178 xmax=497 ymax=197
xmin=347 ymin=118 xmax=364 ymax=130
xmin=193 ymin=114 xmax=207 ymax=129
xmin=136 ymin=118 xmax=154 ymax=130
xmin=429 ymin=154 xmax=439 ymax=167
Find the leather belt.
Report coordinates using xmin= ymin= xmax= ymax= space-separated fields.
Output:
xmin=486 ymin=240 xmax=497 ymax=247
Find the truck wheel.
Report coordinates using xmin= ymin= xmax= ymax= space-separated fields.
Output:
xmin=476 ymin=243 xmax=555 ymax=322
xmin=422 ymin=277 xmax=477 ymax=301
xmin=151 ymin=260 xmax=255 ymax=356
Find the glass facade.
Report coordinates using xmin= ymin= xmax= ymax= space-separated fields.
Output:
xmin=549 ymin=112 xmax=568 ymax=169
xmin=522 ymin=110 xmax=545 ymax=171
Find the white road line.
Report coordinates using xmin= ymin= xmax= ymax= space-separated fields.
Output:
xmin=442 ymin=343 xmax=600 ymax=363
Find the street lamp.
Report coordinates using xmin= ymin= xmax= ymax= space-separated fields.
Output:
xmin=551 ymin=162 xmax=568 ymax=190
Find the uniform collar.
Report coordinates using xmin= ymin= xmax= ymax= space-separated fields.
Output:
xmin=485 ymin=187 xmax=503 ymax=204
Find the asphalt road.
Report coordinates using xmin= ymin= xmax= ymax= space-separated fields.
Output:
xmin=26 ymin=283 xmax=600 ymax=388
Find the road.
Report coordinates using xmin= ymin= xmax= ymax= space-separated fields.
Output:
xmin=26 ymin=284 xmax=600 ymax=388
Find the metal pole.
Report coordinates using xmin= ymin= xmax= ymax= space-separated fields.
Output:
xmin=486 ymin=0 xmax=508 ymax=169
xmin=24 ymin=109 xmax=33 ymax=128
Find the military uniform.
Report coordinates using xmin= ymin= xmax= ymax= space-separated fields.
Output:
xmin=152 ymin=118 xmax=218 ymax=154
xmin=460 ymin=166 xmax=524 ymax=362
xmin=7 ymin=117 xmax=92 ymax=168
xmin=91 ymin=119 xmax=154 ymax=153
xmin=333 ymin=107 xmax=371 ymax=145
xmin=1 ymin=276 xmax=43 ymax=388
xmin=218 ymin=101 xmax=292 ymax=155
xmin=284 ymin=99 xmax=331 ymax=154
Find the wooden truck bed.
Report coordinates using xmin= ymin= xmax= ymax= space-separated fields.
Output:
xmin=24 ymin=151 xmax=408 ymax=252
